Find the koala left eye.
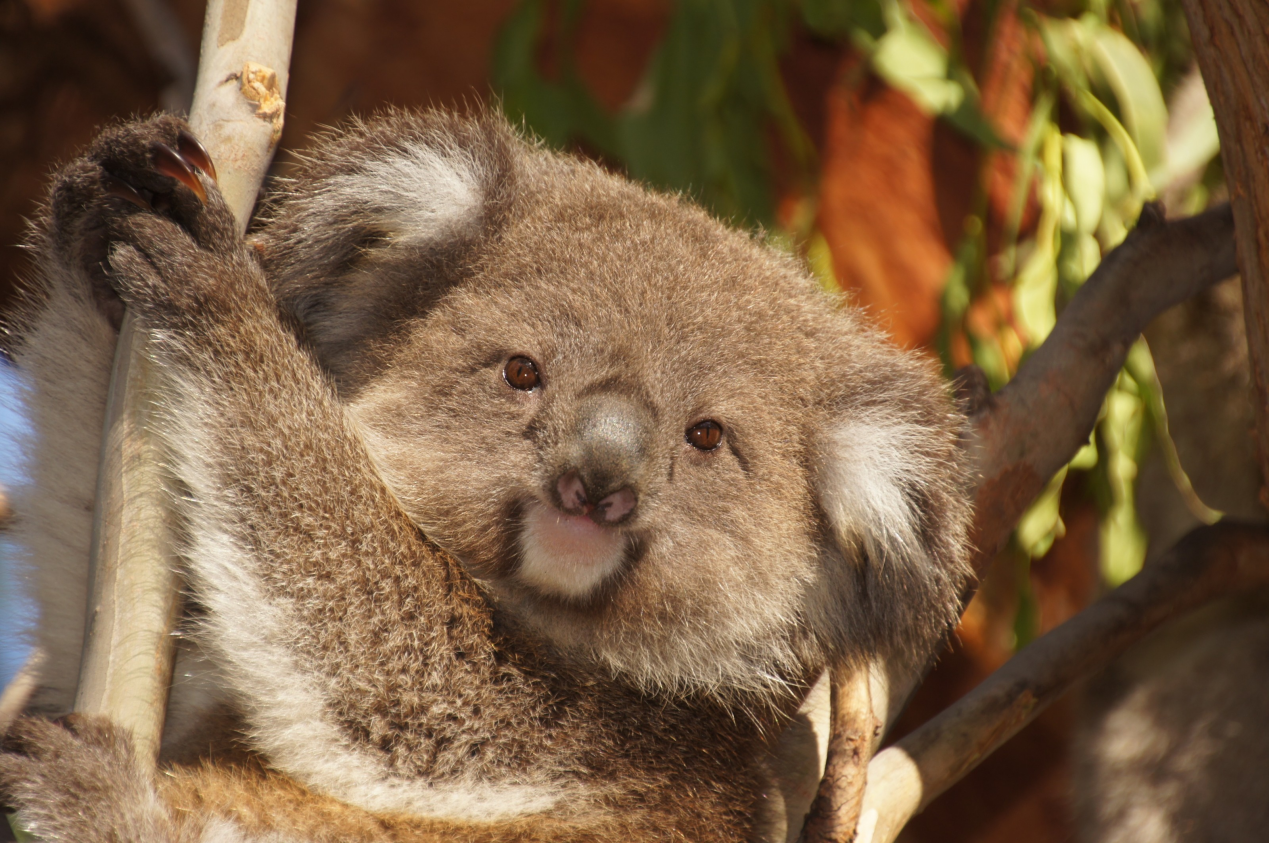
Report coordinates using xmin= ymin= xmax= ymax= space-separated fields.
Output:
xmin=504 ymin=356 xmax=541 ymax=391
xmin=686 ymin=420 xmax=722 ymax=451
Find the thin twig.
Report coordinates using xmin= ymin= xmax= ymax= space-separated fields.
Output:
xmin=0 ymin=651 xmax=45 ymax=737
xmin=799 ymin=664 xmax=877 ymax=843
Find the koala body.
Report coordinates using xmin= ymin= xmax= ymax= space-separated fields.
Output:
xmin=2 ymin=111 xmax=970 ymax=842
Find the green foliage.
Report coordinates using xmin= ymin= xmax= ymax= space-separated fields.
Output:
xmin=1000 ymin=6 xmax=1221 ymax=587
xmin=801 ymin=0 xmax=885 ymax=39
xmin=493 ymin=0 xmax=813 ymax=225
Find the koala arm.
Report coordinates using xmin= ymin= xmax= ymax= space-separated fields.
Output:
xmin=1 ymin=116 xmax=540 ymax=840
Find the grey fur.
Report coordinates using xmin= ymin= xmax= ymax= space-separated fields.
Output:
xmin=1 ymin=110 xmax=971 ymax=842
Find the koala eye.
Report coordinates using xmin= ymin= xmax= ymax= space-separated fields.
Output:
xmin=503 ymin=356 xmax=541 ymax=391
xmin=686 ymin=420 xmax=722 ymax=451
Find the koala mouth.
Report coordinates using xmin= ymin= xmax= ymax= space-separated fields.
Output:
xmin=516 ymin=500 xmax=627 ymax=599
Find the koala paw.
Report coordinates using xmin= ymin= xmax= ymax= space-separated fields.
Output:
xmin=47 ymin=114 xmax=255 ymax=331
xmin=1 ymin=715 xmax=184 ymax=842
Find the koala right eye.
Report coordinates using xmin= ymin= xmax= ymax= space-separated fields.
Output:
xmin=503 ymin=356 xmax=541 ymax=391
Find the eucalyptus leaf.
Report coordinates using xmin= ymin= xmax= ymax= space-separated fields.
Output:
xmin=1016 ymin=467 xmax=1068 ymax=559
xmin=1087 ymin=21 xmax=1168 ymax=173
xmin=1014 ymin=249 xmax=1058 ymax=341
xmin=871 ymin=24 xmax=964 ymax=114
xmin=1079 ymin=90 xmax=1153 ymax=203
xmin=1037 ymin=17 xmax=1091 ymax=95
xmin=1099 ymin=380 xmax=1147 ymax=585
xmin=1013 ymin=127 xmax=1064 ymax=344
xmin=807 ymin=232 xmax=841 ymax=298
xmin=1062 ymin=133 xmax=1105 ymax=235
xmin=945 ymin=94 xmax=1013 ymax=150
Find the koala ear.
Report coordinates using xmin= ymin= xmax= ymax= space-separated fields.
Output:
xmin=255 ymin=111 xmax=519 ymax=392
xmin=816 ymin=407 xmax=972 ymax=658
xmin=819 ymin=417 xmax=930 ymax=563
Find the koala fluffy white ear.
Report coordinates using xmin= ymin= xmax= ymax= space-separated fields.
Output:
xmin=818 ymin=418 xmax=933 ymax=570
xmin=816 ymin=410 xmax=971 ymax=657
xmin=322 ymin=140 xmax=485 ymax=245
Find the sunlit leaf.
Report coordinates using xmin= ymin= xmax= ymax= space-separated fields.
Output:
xmin=1070 ymin=437 xmax=1099 ymax=470
xmin=807 ymin=232 xmax=842 ymax=298
xmin=1078 ymin=90 xmax=1153 ymax=204
xmin=945 ymin=92 xmax=1013 ymax=150
xmin=1017 ymin=467 xmax=1068 ymax=559
xmin=871 ymin=23 xmax=965 ymax=114
xmin=1062 ymin=134 xmax=1105 ymax=235
xmin=1013 ymin=126 xmax=1064 ymax=344
xmin=1099 ymin=377 xmax=1147 ymax=585
xmin=1014 ymin=248 xmax=1058 ymax=341
xmin=1087 ymin=20 xmax=1168 ymax=173
xmin=969 ymin=333 xmax=1010 ymax=391
xmin=1001 ymin=90 xmax=1055 ymax=279
xmin=1124 ymin=340 xmax=1223 ymax=524
xmin=1074 ymin=232 xmax=1102 ymax=280
xmin=1037 ymin=17 xmax=1091 ymax=95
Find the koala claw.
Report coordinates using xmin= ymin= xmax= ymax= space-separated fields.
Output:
xmin=102 ymin=174 xmax=152 ymax=211
xmin=176 ymin=129 xmax=218 ymax=183
xmin=152 ymin=142 xmax=207 ymax=204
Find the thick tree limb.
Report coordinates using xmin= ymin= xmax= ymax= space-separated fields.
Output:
xmin=76 ymin=0 xmax=295 ymax=770
xmin=1181 ymin=0 xmax=1269 ymax=505
xmin=855 ymin=522 xmax=1269 ymax=843
xmin=966 ymin=202 xmax=1237 ymax=573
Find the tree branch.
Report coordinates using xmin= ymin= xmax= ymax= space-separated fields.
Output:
xmin=966 ymin=202 xmax=1237 ymax=573
xmin=0 ymin=651 xmax=43 ymax=738
xmin=799 ymin=664 xmax=878 ymax=843
xmin=76 ymin=0 xmax=296 ymax=770
xmin=856 ymin=522 xmax=1269 ymax=843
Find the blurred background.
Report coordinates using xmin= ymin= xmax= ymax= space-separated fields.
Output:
xmin=0 ymin=0 xmax=1255 ymax=840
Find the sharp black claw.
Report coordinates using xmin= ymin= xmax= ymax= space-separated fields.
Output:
xmin=153 ymin=143 xmax=208 ymax=204
xmin=177 ymin=130 xmax=218 ymax=183
xmin=102 ymin=175 xmax=153 ymax=211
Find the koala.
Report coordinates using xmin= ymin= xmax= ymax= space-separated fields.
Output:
xmin=0 ymin=111 xmax=971 ymax=842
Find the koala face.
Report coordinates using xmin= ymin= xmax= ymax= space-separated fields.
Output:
xmin=258 ymin=111 xmax=970 ymax=699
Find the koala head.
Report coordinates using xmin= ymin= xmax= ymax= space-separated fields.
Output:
xmin=255 ymin=110 xmax=971 ymax=701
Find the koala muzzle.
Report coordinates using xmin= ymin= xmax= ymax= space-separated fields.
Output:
xmin=553 ymin=393 xmax=651 ymax=524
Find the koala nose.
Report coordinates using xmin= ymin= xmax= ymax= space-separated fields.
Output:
xmin=557 ymin=471 xmax=637 ymax=523
xmin=554 ymin=393 xmax=651 ymax=524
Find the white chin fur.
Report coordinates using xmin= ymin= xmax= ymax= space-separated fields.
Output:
xmin=517 ymin=501 xmax=626 ymax=599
